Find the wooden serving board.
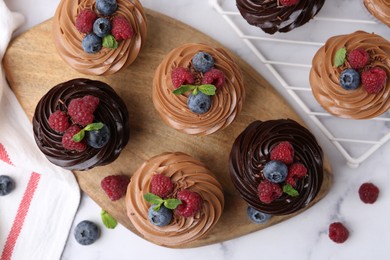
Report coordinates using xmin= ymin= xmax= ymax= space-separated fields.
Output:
xmin=3 ymin=9 xmax=332 ymax=248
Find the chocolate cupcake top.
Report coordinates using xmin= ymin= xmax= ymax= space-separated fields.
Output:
xmin=310 ymin=31 xmax=390 ymax=119
xmin=126 ymin=152 xmax=224 ymax=247
xmin=364 ymin=0 xmax=390 ymax=27
xmin=236 ymin=0 xmax=325 ymax=34
xmin=229 ymin=119 xmax=323 ymax=215
xmin=33 ymin=78 xmax=129 ymax=171
xmin=152 ymin=43 xmax=245 ymax=135
xmin=53 ymin=0 xmax=147 ymax=75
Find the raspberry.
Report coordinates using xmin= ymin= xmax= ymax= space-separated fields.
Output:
xmin=101 ymin=175 xmax=130 ymax=201
xmin=68 ymin=98 xmax=94 ymax=126
xmin=358 ymin=182 xmax=379 ymax=204
xmin=171 ymin=67 xmax=194 ymax=89
xmin=348 ymin=48 xmax=370 ymax=69
xmin=257 ymin=180 xmax=282 ymax=204
xmin=62 ymin=125 xmax=87 ymax=152
xmin=75 ymin=9 xmax=97 ymax=34
xmin=175 ymin=190 xmax=203 ymax=217
xmin=202 ymin=68 xmax=225 ymax=89
xmin=270 ymin=141 xmax=294 ymax=165
xmin=328 ymin=222 xmax=349 ymax=243
xmin=150 ymin=173 xmax=174 ymax=198
xmin=279 ymin=0 xmax=299 ymax=6
xmin=286 ymin=163 xmax=307 ymax=187
xmin=111 ymin=16 xmax=133 ymax=41
xmin=362 ymin=67 xmax=387 ymax=94
xmin=48 ymin=110 xmax=70 ymax=133
xmin=82 ymin=95 xmax=100 ymax=113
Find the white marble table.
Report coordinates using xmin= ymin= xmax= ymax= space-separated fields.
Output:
xmin=4 ymin=0 xmax=390 ymax=259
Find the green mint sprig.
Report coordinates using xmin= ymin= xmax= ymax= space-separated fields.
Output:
xmin=143 ymin=193 xmax=182 ymax=211
xmin=283 ymin=184 xmax=299 ymax=197
xmin=334 ymin=47 xmax=347 ymax=68
xmin=101 ymin=209 xmax=118 ymax=229
xmin=72 ymin=122 xmax=104 ymax=142
xmin=173 ymin=84 xmax=216 ymax=96
xmin=102 ymin=35 xmax=118 ymax=49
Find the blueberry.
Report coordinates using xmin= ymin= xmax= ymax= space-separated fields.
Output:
xmin=0 ymin=175 xmax=15 ymax=196
xmin=74 ymin=220 xmax=100 ymax=245
xmin=82 ymin=33 xmax=102 ymax=54
xmin=187 ymin=92 xmax=211 ymax=114
xmin=93 ymin=18 xmax=111 ymax=38
xmin=192 ymin=52 xmax=214 ymax=73
xmin=263 ymin=160 xmax=288 ymax=183
xmin=86 ymin=124 xmax=110 ymax=148
xmin=148 ymin=205 xmax=172 ymax=227
xmin=339 ymin=68 xmax=361 ymax=90
xmin=96 ymin=0 xmax=118 ymax=16
xmin=247 ymin=206 xmax=272 ymax=224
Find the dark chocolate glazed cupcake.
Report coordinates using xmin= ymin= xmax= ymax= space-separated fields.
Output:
xmin=229 ymin=119 xmax=323 ymax=215
xmin=33 ymin=78 xmax=129 ymax=170
xmin=236 ymin=0 xmax=325 ymax=34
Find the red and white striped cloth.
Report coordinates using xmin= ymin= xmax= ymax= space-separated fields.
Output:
xmin=0 ymin=1 xmax=80 ymax=259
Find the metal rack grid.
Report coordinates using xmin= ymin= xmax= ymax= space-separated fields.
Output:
xmin=209 ymin=0 xmax=390 ymax=168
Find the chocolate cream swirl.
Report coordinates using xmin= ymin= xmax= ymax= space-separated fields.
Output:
xmin=310 ymin=31 xmax=390 ymax=119
xmin=364 ymin=0 xmax=390 ymax=27
xmin=126 ymin=152 xmax=224 ymax=247
xmin=229 ymin=119 xmax=323 ymax=215
xmin=53 ymin=0 xmax=147 ymax=75
xmin=152 ymin=43 xmax=245 ymax=135
xmin=236 ymin=0 xmax=325 ymax=34
xmin=33 ymin=78 xmax=130 ymax=171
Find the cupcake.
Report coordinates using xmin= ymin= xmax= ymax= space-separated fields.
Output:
xmin=236 ymin=0 xmax=325 ymax=34
xmin=152 ymin=43 xmax=245 ymax=135
xmin=363 ymin=0 xmax=390 ymax=27
xmin=52 ymin=0 xmax=147 ymax=75
xmin=126 ymin=152 xmax=224 ymax=247
xmin=33 ymin=78 xmax=130 ymax=171
xmin=310 ymin=31 xmax=390 ymax=119
xmin=229 ymin=119 xmax=324 ymax=217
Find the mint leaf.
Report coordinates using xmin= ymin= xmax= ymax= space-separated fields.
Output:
xmin=173 ymin=85 xmax=196 ymax=95
xmin=192 ymin=87 xmax=199 ymax=96
xmin=101 ymin=209 xmax=118 ymax=229
xmin=198 ymin=84 xmax=216 ymax=96
xmin=72 ymin=129 xmax=85 ymax=142
xmin=153 ymin=204 xmax=162 ymax=211
xmin=84 ymin=122 xmax=104 ymax=131
xmin=164 ymin=198 xmax=182 ymax=209
xmin=283 ymin=184 xmax=299 ymax=197
xmin=143 ymin=193 xmax=163 ymax=205
xmin=102 ymin=35 xmax=118 ymax=49
xmin=334 ymin=47 xmax=347 ymax=67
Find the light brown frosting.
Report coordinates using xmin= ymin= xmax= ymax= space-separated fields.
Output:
xmin=53 ymin=0 xmax=147 ymax=75
xmin=310 ymin=31 xmax=390 ymax=119
xmin=126 ymin=152 xmax=224 ymax=247
xmin=364 ymin=0 xmax=390 ymax=27
xmin=152 ymin=43 xmax=245 ymax=135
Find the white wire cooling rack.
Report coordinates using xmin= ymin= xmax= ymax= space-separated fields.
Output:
xmin=209 ymin=0 xmax=390 ymax=168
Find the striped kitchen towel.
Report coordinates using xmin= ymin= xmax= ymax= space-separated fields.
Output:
xmin=0 ymin=1 xmax=80 ymax=259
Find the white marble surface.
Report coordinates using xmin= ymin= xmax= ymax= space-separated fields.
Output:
xmin=4 ymin=0 xmax=390 ymax=259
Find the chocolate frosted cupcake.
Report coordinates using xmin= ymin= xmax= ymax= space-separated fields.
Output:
xmin=33 ymin=78 xmax=129 ymax=171
xmin=229 ymin=119 xmax=324 ymax=216
xmin=310 ymin=31 xmax=390 ymax=119
xmin=363 ymin=0 xmax=390 ymax=27
xmin=126 ymin=152 xmax=224 ymax=247
xmin=236 ymin=0 xmax=325 ymax=34
xmin=53 ymin=0 xmax=147 ymax=75
xmin=152 ymin=43 xmax=245 ymax=135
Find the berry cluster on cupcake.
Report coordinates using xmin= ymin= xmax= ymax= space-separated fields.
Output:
xmin=143 ymin=173 xmax=203 ymax=227
xmin=75 ymin=0 xmax=133 ymax=54
xmin=171 ymin=51 xmax=225 ymax=114
xmin=48 ymin=95 xmax=110 ymax=152
xmin=335 ymin=47 xmax=387 ymax=94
